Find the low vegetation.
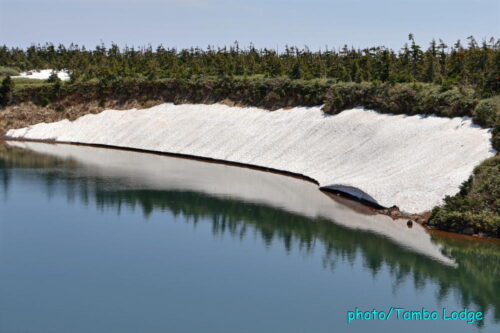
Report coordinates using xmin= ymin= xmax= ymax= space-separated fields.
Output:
xmin=428 ymin=156 xmax=500 ymax=237
xmin=0 ymin=66 xmax=20 ymax=77
xmin=2 ymin=77 xmax=498 ymax=148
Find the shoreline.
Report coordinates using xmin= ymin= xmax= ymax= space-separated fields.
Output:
xmin=2 ymin=101 xmax=495 ymax=238
xmin=0 ymin=136 xmax=457 ymax=236
xmin=3 ymin=137 xmax=498 ymax=240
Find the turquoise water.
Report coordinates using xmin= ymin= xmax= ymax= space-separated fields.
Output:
xmin=0 ymin=142 xmax=499 ymax=333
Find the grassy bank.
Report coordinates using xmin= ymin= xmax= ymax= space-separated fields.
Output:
xmin=2 ymin=77 xmax=499 ymax=148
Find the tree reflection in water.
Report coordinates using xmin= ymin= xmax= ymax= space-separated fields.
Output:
xmin=1 ymin=143 xmax=499 ymax=326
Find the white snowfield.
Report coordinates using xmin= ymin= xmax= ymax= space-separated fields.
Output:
xmin=6 ymin=103 xmax=495 ymax=213
xmin=13 ymin=69 xmax=70 ymax=81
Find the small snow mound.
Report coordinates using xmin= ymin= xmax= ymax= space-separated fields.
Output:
xmin=13 ymin=69 xmax=70 ymax=81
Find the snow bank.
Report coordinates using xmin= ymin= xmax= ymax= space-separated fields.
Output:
xmin=13 ymin=69 xmax=70 ymax=81
xmin=7 ymin=141 xmax=456 ymax=265
xmin=6 ymin=103 xmax=494 ymax=213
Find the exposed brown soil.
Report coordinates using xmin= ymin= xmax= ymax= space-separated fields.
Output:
xmin=0 ymin=99 xmax=167 ymax=136
xmin=0 ymin=96 xmax=267 ymax=137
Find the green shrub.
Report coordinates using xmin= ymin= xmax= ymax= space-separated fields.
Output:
xmin=323 ymin=82 xmax=478 ymax=119
xmin=492 ymin=126 xmax=500 ymax=152
xmin=47 ymin=72 xmax=61 ymax=83
xmin=427 ymin=156 xmax=500 ymax=236
xmin=473 ymin=96 xmax=500 ymax=128
xmin=435 ymin=87 xmax=477 ymax=117
xmin=0 ymin=76 xmax=14 ymax=105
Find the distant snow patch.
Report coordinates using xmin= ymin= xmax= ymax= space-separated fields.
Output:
xmin=13 ymin=69 xmax=70 ymax=81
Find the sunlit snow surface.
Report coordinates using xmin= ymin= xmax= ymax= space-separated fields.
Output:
xmin=12 ymin=69 xmax=70 ymax=81
xmin=6 ymin=104 xmax=495 ymax=213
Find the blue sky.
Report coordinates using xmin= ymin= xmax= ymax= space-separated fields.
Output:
xmin=0 ymin=0 xmax=499 ymax=50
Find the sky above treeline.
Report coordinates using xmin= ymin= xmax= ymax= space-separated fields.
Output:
xmin=0 ymin=0 xmax=499 ymax=50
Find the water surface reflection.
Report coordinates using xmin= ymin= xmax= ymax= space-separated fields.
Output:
xmin=0 ymin=142 xmax=499 ymax=333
